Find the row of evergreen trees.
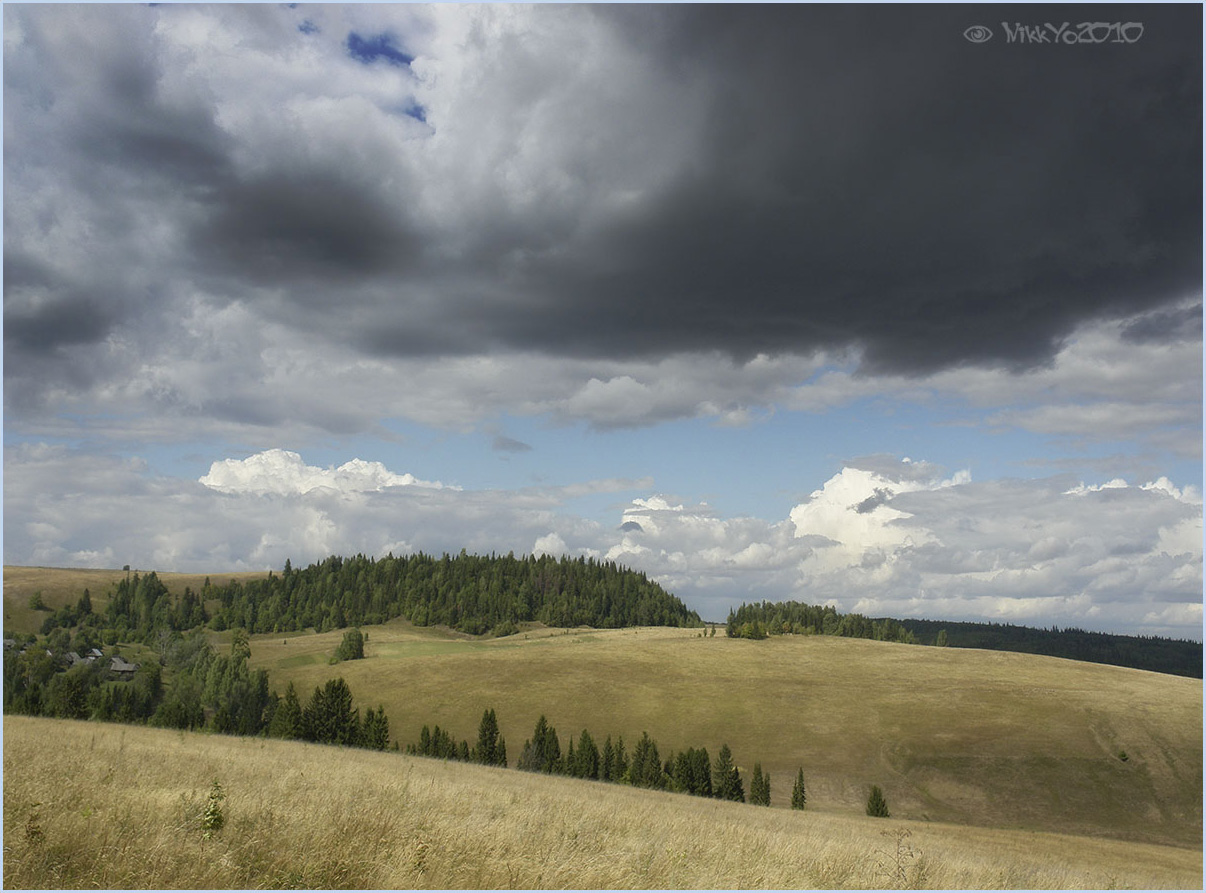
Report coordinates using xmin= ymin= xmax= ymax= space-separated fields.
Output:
xmin=726 ymin=599 xmax=1202 ymax=678
xmin=727 ymin=601 xmax=918 ymax=644
xmin=404 ymin=709 xmax=811 ymax=810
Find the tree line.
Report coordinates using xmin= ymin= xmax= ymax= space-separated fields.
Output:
xmin=726 ymin=601 xmax=918 ymax=644
xmin=403 ymin=708 xmax=814 ymax=810
xmin=726 ymin=599 xmax=1202 ymax=677
xmin=48 ymin=554 xmax=701 ymax=647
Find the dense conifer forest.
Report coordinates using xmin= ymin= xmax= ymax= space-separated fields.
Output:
xmin=725 ymin=600 xmax=1202 ymax=678
xmin=29 ymin=553 xmax=700 ymax=646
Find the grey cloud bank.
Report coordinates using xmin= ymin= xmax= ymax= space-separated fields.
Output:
xmin=4 ymin=3 xmax=1201 ymax=431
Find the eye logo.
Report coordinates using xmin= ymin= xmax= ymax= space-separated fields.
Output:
xmin=963 ymin=25 xmax=993 ymax=43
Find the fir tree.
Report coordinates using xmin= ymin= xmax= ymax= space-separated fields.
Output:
xmin=712 ymin=744 xmax=744 ymax=802
xmin=610 ymin=735 xmax=629 ymax=783
xmin=575 ymin=729 xmax=600 ymax=779
xmin=267 ymin=681 xmax=302 ymax=739
xmin=360 ymin=705 xmax=390 ymax=749
xmin=866 ymin=785 xmax=890 ymax=817
xmin=302 ymin=677 xmax=360 ymax=746
xmin=601 ymin=736 xmax=615 ymax=782
xmin=629 ymin=731 xmax=666 ymax=789
xmin=475 ymin=708 xmax=505 ymax=766
xmin=791 ymin=767 xmax=807 ymax=810
xmin=750 ymin=763 xmax=771 ymax=806
xmin=518 ymin=715 xmax=562 ymax=773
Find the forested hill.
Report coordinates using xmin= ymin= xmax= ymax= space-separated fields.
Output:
xmin=895 ymin=617 xmax=1202 ymax=679
xmin=97 ymin=553 xmax=701 ymax=639
xmin=726 ymin=600 xmax=1201 ymax=678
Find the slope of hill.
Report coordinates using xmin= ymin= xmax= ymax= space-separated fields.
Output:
xmin=4 ymin=565 xmax=1201 ymax=853
xmin=3 ymin=716 xmax=1200 ymax=890
xmin=250 ymin=622 xmax=1203 ymax=849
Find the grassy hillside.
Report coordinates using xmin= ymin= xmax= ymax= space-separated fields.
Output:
xmin=247 ymin=621 xmax=1202 ymax=848
xmin=3 ymin=716 xmax=1200 ymax=890
xmin=5 ymin=565 xmax=1201 ymax=853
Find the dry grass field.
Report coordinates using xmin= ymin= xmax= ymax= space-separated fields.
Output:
xmin=247 ymin=619 xmax=1203 ymax=848
xmin=4 ymin=563 xmax=1201 ymax=887
xmin=3 ymin=716 xmax=1201 ymax=890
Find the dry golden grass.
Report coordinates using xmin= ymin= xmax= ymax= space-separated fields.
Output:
xmin=250 ymin=620 xmax=1203 ymax=848
xmin=3 ymin=717 xmax=1200 ymax=890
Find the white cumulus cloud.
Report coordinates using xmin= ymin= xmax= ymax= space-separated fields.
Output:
xmin=199 ymin=448 xmax=451 ymax=495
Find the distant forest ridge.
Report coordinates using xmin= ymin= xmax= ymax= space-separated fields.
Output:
xmin=103 ymin=552 xmax=702 ymax=639
xmin=725 ymin=600 xmax=1202 ymax=679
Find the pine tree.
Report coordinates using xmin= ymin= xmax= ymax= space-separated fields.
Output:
xmin=610 ymin=735 xmax=629 ymax=783
xmin=267 ymin=681 xmax=302 ymax=739
xmin=475 ymin=708 xmax=504 ymax=766
xmin=301 ymin=677 xmax=360 ymax=746
xmin=712 ymin=744 xmax=744 ymax=802
xmin=361 ymin=705 xmax=390 ymax=750
xmin=866 ymin=784 xmax=890 ymax=817
xmin=575 ymin=729 xmax=600 ymax=779
xmin=601 ymin=736 xmax=615 ymax=782
xmin=750 ymin=763 xmax=770 ymax=806
xmin=629 ymin=731 xmax=666 ymax=789
xmin=518 ymin=715 xmax=562 ymax=773
xmin=791 ymin=767 xmax=807 ymax=810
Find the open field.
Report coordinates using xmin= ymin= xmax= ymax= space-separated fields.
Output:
xmin=5 ymin=565 xmax=1201 ymax=854
xmin=3 ymin=716 xmax=1201 ymax=890
xmin=247 ymin=619 xmax=1203 ymax=848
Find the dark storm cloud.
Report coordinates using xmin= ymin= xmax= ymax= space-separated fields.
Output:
xmin=4 ymin=2 xmax=1201 ymax=401
xmin=196 ymin=171 xmax=421 ymax=285
xmin=483 ymin=3 xmax=1201 ymax=372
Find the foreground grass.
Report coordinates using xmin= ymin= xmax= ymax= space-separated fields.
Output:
xmin=3 ymin=717 xmax=1200 ymax=890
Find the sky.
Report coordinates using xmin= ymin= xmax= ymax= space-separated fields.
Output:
xmin=3 ymin=3 xmax=1202 ymax=638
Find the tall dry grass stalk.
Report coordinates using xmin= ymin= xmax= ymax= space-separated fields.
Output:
xmin=4 ymin=717 xmax=1200 ymax=889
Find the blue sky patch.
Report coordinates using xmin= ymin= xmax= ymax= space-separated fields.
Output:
xmin=298 ymin=20 xmax=319 ymax=36
xmin=347 ymin=31 xmax=413 ymax=68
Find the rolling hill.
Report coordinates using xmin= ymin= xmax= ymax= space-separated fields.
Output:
xmin=3 ymin=716 xmax=1201 ymax=889
xmin=5 ymin=563 xmax=1202 ymax=856
xmin=245 ymin=619 xmax=1202 ymax=849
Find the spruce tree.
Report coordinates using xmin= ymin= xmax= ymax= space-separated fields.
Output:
xmin=601 ymin=736 xmax=615 ymax=782
xmin=611 ymin=735 xmax=629 ymax=783
xmin=866 ymin=785 xmax=890 ymax=817
xmin=361 ymin=705 xmax=390 ymax=750
xmin=791 ymin=767 xmax=807 ymax=810
xmin=691 ymin=747 xmax=712 ymax=797
xmin=575 ymin=729 xmax=600 ymax=779
xmin=268 ymin=681 xmax=302 ymax=739
xmin=712 ymin=744 xmax=744 ymax=802
xmin=750 ymin=763 xmax=770 ymax=806
xmin=475 ymin=708 xmax=504 ymax=766
xmin=629 ymin=731 xmax=665 ymax=789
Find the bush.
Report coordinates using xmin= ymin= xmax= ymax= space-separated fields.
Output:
xmin=334 ymin=628 xmax=365 ymax=662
